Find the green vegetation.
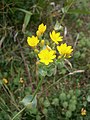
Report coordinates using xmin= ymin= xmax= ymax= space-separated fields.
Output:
xmin=0 ymin=0 xmax=90 ymax=120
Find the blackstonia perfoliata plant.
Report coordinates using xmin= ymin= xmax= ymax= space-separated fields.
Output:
xmin=27 ymin=23 xmax=73 ymax=65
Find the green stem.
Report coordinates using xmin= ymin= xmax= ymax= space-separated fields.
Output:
xmin=12 ymin=107 xmax=26 ymax=120
xmin=31 ymin=76 xmax=43 ymax=102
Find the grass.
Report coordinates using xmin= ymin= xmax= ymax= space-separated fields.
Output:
xmin=0 ymin=0 xmax=90 ymax=120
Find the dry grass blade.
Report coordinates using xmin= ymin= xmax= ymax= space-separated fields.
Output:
xmin=69 ymin=70 xmax=85 ymax=75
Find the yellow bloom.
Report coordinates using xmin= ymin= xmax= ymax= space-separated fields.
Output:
xmin=27 ymin=36 xmax=39 ymax=47
xmin=38 ymin=48 xmax=56 ymax=65
xmin=57 ymin=43 xmax=73 ymax=58
xmin=50 ymin=30 xmax=63 ymax=44
xmin=3 ymin=78 xmax=8 ymax=84
xmin=36 ymin=23 xmax=46 ymax=37
xmin=81 ymin=108 xmax=86 ymax=116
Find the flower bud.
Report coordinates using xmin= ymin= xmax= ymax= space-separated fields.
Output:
xmin=34 ymin=49 xmax=39 ymax=53
xmin=19 ymin=78 xmax=24 ymax=83
xmin=46 ymin=45 xmax=52 ymax=51
xmin=3 ymin=78 xmax=8 ymax=84
xmin=81 ymin=108 xmax=86 ymax=116
xmin=36 ymin=30 xmax=41 ymax=37
xmin=36 ymin=61 xmax=40 ymax=65
xmin=40 ymin=40 xmax=45 ymax=47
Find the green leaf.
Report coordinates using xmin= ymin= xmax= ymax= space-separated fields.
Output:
xmin=47 ymin=68 xmax=55 ymax=77
xmin=16 ymin=8 xmax=32 ymax=15
xmin=59 ymin=92 xmax=67 ymax=101
xmin=75 ymin=89 xmax=81 ymax=97
xmin=68 ymin=9 xmax=90 ymax=14
xmin=62 ymin=101 xmax=68 ymax=108
xmin=83 ymin=101 xmax=87 ymax=107
xmin=21 ymin=95 xmax=37 ymax=109
xmin=52 ymin=98 xmax=59 ymax=106
xmin=69 ymin=104 xmax=76 ymax=111
xmin=0 ymin=80 xmax=2 ymax=85
xmin=15 ymin=8 xmax=32 ymax=32
xmin=24 ymin=13 xmax=31 ymax=27
xmin=36 ymin=115 xmax=41 ymax=120
xmin=87 ymin=95 xmax=90 ymax=102
xmin=38 ymin=0 xmax=46 ymax=7
xmin=38 ymin=68 xmax=47 ymax=77
xmin=42 ymin=108 xmax=48 ymax=115
xmin=22 ymin=13 xmax=32 ymax=32
xmin=43 ymin=99 xmax=50 ymax=108
xmin=54 ymin=21 xmax=63 ymax=31
xmin=66 ymin=110 xmax=72 ymax=118
xmin=25 ymin=31 xmax=32 ymax=36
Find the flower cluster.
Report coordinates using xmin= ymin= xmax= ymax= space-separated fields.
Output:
xmin=27 ymin=23 xmax=73 ymax=65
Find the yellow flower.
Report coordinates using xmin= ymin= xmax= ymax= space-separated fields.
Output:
xmin=36 ymin=23 xmax=46 ymax=37
xmin=81 ymin=108 xmax=86 ymax=116
xmin=38 ymin=48 xmax=56 ymax=65
xmin=3 ymin=78 xmax=8 ymax=84
xmin=57 ymin=43 xmax=73 ymax=58
xmin=50 ymin=30 xmax=63 ymax=44
xmin=27 ymin=36 xmax=39 ymax=47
